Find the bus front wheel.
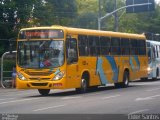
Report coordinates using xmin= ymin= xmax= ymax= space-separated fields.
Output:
xmin=38 ymin=89 xmax=50 ymax=96
xmin=76 ymin=78 xmax=88 ymax=93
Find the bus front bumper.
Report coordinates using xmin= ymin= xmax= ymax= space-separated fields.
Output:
xmin=16 ymin=78 xmax=66 ymax=89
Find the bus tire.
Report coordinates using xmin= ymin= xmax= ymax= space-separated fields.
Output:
xmin=157 ymin=68 xmax=159 ymax=80
xmin=38 ymin=89 xmax=50 ymax=96
xmin=114 ymin=71 xmax=129 ymax=88
xmin=140 ymin=77 xmax=148 ymax=81
xmin=114 ymin=83 xmax=121 ymax=88
xmin=153 ymin=68 xmax=159 ymax=80
xmin=121 ymin=71 xmax=129 ymax=88
xmin=76 ymin=78 xmax=88 ymax=93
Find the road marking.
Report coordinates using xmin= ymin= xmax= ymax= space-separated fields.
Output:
xmin=129 ymin=109 xmax=149 ymax=115
xmin=0 ymin=98 xmax=15 ymax=101
xmin=33 ymin=104 xmax=66 ymax=112
xmin=132 ymin=81 xmax=160 ymax=86
xmin=2 ymin=92 xmax=38 ymax=96
xmin=146 ymin=88 xmax=160 ymax=92
xmin=102 ymin=94 xmax=120 ymax=100
xmin=84 ymin=92 xmax=103 ymax=97
xmin=135 ymin=94 xmax=160 ymax=101
xmin=61 ymin=96 xmax=81 ymax=100
xmin=5 ymin=93 xmax=34 ymax=96
xmin=0 ymin=98 xmax=39 ymax=105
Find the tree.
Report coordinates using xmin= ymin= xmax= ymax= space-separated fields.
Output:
xmin=1 ymin=0 xmax=160 ymax=56
xmin=76 ymin=12 xmax=98 ymax=29
xmin=0 ymin=0 xmax=36 ymax=55
xmin=33 ymin=0 xmax=77 ymax=26
xmin=75 ymin=0 xmax=98 ymax=29
xmin=0 ymin=0 xmax=16 ymax=55
xmin=0 ymin=0 xmax=78 ymax=55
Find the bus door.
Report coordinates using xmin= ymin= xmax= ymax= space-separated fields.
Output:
xmin=151 ymin=45 xmax=157 ymax=77
xmin=66 ymin=37 xmax=79 ymax=88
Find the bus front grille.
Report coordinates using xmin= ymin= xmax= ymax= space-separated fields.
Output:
xmin=31 ymin=83 xmax=48 ymax=86
xmin=29 ymin=78 xmax=51 ymax=81
xmin=25 ymin=72 xmax=52 ymax=76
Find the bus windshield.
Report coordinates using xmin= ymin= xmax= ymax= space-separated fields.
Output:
xmin=17 ymin=40 xmax=64 ymax=69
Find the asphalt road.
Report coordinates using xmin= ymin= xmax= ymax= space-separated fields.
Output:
xmin=0 ymin=79 xmax=160 ymax=119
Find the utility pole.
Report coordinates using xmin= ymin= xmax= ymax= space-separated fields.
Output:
xmin=114 ymin=0 xmax=118 ymax=32
xmin=98 ymin=0 xmax=102 ymax=30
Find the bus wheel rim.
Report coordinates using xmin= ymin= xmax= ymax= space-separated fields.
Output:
xmin=82 ymin=79 xmax=87 ymax=91
xmin=125 ymin=76 xmax=129 ymax=86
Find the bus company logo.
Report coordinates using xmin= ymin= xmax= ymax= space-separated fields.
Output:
xmin=128 ymin=114 xmax=160 ymax=120
xmin=2 ymin=113 xmax=18 ymax=120
xmin=31 ymin=77 xmax=41 ymax=81
xmin=37 ymin=77 xmax=41 ymax=80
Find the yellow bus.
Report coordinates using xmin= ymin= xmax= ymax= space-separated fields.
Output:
xmin=16 ymin=26 xmax=148 ymax=95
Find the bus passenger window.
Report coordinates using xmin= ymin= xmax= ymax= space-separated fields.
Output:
xmin=78 ymin=35 xmax=88 ymax=56
xmin=130 ymin=39 xmax=137 ymax=55
xmin=152 ymin=46 xmax=156 ymax=59
xmin=137 ymin=40 xmax=146 ymax=55
xmin=88 ymin=36 xmax=99 ymax=56
xmin=100 ymin=36 xmax=110 ymax=55
xmin=121 ymin=38 xmax=130 ymax=55
xmin=110 ymin=37 xmax=121 ymax=55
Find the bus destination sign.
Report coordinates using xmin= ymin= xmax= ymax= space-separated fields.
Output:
xmin=19 ymin=29 xmax=64 ymax=39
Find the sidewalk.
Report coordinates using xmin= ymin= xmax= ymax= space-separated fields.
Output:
xmin=0 ymin=86 xmax=17 ymax=92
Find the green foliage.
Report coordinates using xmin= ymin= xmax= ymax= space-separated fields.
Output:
xmin=75 ymin=0 xmax=98 ymax=29
xmin=3 ymin=59 xmax=15 ymax=71
xmin=76 ymin=0 xmax=98 ymax=14
xmin=0 ymin=0 xmax=78 ymax=56
xmin=0 ymin=0 xmax=160 ymax=57
xmin=76 ymin=12 xmax=98 ymax=29
xmin=3 ymin=59 xmax=16 ymax=78
xmin=33 ymin=0 xmax=77 ymax=26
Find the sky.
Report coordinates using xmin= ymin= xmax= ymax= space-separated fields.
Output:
xmin=155 ymin=0 xmax=160 ymax=4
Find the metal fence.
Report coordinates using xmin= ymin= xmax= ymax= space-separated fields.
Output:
xmin=0 ymin=51 xmax=16 ymax=88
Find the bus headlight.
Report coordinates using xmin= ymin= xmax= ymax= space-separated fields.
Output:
xmin=53 ymin=71 xmax=65 ymax=81
xmin=147 ymin=67 xmax=151 ymax=72
xmin=17 ymin=72 xmax=27 ymax=80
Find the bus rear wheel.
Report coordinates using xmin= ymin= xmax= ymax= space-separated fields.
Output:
xmin=38 ymin=89 xmax=50 ymax=96
xmin=114 ymin=71 xmax=129 ymax=88
xmin=153 ymin=68 xmax=159 ymax=80
xmin=121 ymin=71 xmax=129 ymax=88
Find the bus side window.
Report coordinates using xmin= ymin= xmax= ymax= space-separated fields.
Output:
xmin=110 ymin=37 xmax=121 ymax=55
xmin=159 ymin=46 xmax=160 ymax=58
xmin=156 ymin=46 xmax=159 ymax=58
xmin=130 ymin=39 xmax=137 ymax=55
xmin=88 ymin=36 xmax=97 ymax=56
xmin=100 ymin=36 xmax=110 ymax=55
xmin=121 ymin=38 xmax=130 ymax=55
xmin=78 ymin=35 xmax=89 ymax=56
xmin=66 ymin=38 xmax=78 ymax=64
xmin=152 ymin=46 xmax=156 ymax=59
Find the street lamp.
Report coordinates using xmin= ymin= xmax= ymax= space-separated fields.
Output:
xmin=98 ymin=2 xmax=152 ymax=30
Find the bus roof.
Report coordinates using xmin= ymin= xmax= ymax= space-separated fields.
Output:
xmin=20 ymin=25 xmax=146 ymax=40
xmin=147 ymin=40 xmax=160 ymax=45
